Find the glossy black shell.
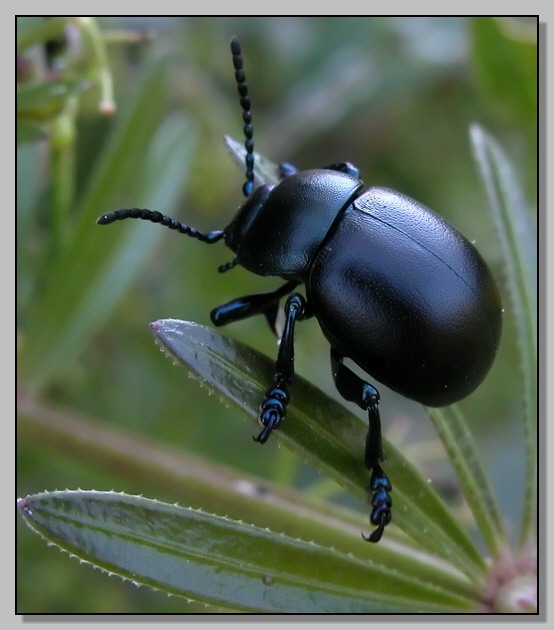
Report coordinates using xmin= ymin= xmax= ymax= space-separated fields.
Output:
xmin=225 ymin=170 xmax=363 ymax=279
xmin=226 ymin=171 xmax=502 ymax=407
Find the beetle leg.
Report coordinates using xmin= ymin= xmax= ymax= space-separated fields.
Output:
xmin=278 ymin=161 xmax=359 ymax=180
xmin=255 ymin=293 xmax=310 ymax=443
xmin=278 ymin=162 xmax=298 ymax=178
xmin=210 ymin=280 xmax=299 ymax=334
xmin=330 ymin=349 xmax=392 ymax=543
xmin=321 ymin=162 xmax=360 ymax=179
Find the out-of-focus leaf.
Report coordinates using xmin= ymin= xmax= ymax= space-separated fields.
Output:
xmin=471 ymin=17 xmax=537 ymax=128
xmin=17 ymin=79 xmax=90 ymax=122
xmin=17 ymin=119 xmax=49 ymax=144
xmin=19 ymin=66 xmax=197 ymax=394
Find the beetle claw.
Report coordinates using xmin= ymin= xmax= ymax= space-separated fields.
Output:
xmin=362 ymin=510 xmax=391 ymax=543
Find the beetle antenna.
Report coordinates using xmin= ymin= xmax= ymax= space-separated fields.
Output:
xmin=230 ymin=37 xmax=254 ymax=198
xmin=97 ymin=208 xmax=225 ymax=244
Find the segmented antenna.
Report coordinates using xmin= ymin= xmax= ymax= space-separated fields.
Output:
xmin=230 ymin=37 xmax=255 ymax=197
xmin=96 ymin=208 xmax=225 ymax=244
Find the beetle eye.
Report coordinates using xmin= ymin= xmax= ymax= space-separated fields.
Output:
xmin=224 ymin=184 xmax=274 ymax=253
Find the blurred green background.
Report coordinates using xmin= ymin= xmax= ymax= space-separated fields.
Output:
xmin=17 ymin=16 xmax=537 ymax=613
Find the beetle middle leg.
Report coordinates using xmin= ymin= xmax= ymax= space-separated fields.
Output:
xmin=278 ymin=162 xmax=298 ymax=178
xmin=330 ymin=349 xmax=392 ymax=543
xmin=255 ymin=293 xmax=310 ymax=443
xmin=321 ymin=162 xmax=360 ymax=179
xmin=278 ymin=162 xmax=360 ymax=179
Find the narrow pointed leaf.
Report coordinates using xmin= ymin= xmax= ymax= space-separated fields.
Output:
xmin=18 ymin=491 xmax=476 ymax=612
xmin=151 ymin=319 xmax=486 ymax=578
xmin=426 ymin=405 xmax=507 ymax=555
xmin=223 ymin=134 xmax=281 ymax=187
xmin=18 ymin=395 xmax=479 ymax=604
xmin=470 ymin=124 xmax=537 ymax=546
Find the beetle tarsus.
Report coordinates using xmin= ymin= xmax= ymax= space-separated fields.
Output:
xmin=363 ymin=463 xmax=392 ymax=543
xmin=255 ymin=385 xmax=289 ymax=442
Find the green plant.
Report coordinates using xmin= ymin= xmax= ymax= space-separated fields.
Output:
xmin=17 ymin=17 xmax=537 ymax=613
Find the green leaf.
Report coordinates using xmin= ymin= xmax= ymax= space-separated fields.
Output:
xmin=469 ymin=124 xmax=537 ymax=546
xmin=150 ymin=319 xmax=487 ymax=579
xmin=18 ymin=491 xmax=476 ymax=612
xmin=471 ymin=17 xmax=537 ymax=128
xmin=426 ymin=405 xmax=507 ymax=556
xmin=18 ymin=395 xmax=479 ymax=605
xmin=19 ymin=65 xmax=198 ymax=394
xmin=223 ymin=134 xmax=282 ymax=187
xmin=17 ymin=79 xmax=90 ymax=122
xmin=16 ymin=16 xmax=67 ymax=53
xmin=17 ymin=119 xmax=49 ymax=144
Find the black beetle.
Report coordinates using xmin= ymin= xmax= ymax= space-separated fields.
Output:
xmin=97 ymin=37 xmax=503 ymax=542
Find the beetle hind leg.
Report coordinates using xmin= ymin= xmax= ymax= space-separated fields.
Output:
xmin=330 ymin=349 xmax=392 ymax=543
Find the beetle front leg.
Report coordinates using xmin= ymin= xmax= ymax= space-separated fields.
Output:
xmin=330 ymin=349 xmax=392 ymax=543
xmin=255 ymin=293 xmax=310 ymax=443
xmin=210 ymin=280 xmax=299 ymax=335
